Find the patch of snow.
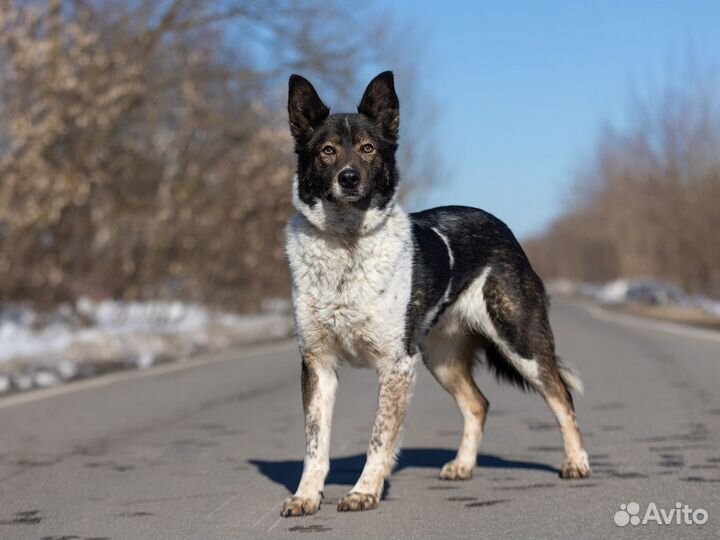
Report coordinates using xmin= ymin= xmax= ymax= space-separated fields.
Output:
xmin=11 ymin=373 xmax=33 ymax=391
xmin=546 ymin=279 xmax=578 ymax=296
xmin=595 ymin=279 xmax=631 ymax=304
xmin=34 ymin=371 xmax=60 ymax=388
xmin=0 ymin=298 xmax=294 ymax=394
xmin=57 ymin=359 xmax=77 ymax=380
xmin=695 ymin=297 xmax=720 ymax=318
xmin=588 ymin=278 xmax=689 ymax=307
xmin=553 ymin=277 xmax=720 ymax=318
xmin=0 ymin=307 xmax=76 ymax=362
xmin=135 ymin=351 xmax=155 ymax=370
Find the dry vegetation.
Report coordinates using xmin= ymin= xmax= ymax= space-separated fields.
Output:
xmin=525 ymin=67 xmax=720 ymax=298
xmin=0 ymin=0 xmax=437 ymax=311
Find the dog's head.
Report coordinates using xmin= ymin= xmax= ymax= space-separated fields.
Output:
xmin=288 ymin=72 xmax=400 ymax=234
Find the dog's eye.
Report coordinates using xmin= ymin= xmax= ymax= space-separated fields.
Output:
xmin=361 ymin=143 xmax=375 ymax=153
xmin=322 ymin=145 xmax=336 ymax=155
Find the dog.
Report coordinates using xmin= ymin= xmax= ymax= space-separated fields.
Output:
xmin=281 ymin=71 xmax=591 ymax=517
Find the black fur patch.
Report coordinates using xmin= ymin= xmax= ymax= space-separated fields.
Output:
xmin=407 ymin=206 xmax=554 ymax=390
xmin=404 ymin=223 xmax=452 ymax=354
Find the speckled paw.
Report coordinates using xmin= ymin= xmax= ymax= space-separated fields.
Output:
xmin=439 ymin=460 xmax=474 ymax=480
xmin=281 ymin=495 xmax=320 ymax=517
xmin=337 ymin=492 xmax=378 ymax=512
xmin=560 ymin=455 xmax=591 ymax=479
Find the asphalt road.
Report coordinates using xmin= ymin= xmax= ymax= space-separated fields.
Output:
xmin=1 ymin=298 xmax=719 ymax=540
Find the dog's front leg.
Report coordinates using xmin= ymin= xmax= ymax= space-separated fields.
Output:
xmin=281 ymin=354 xmax=337 ymax=517
xmin=337 ymin=354 xmax=418 ymax=512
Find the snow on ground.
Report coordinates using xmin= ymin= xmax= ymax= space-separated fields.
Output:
xmin=548 ymin=277 xmax=720 ymax=316
xmin=593 ymin=278 xmax=689 ymax=306
xmin=0 ymin=298 xmax=294 ymax=394
xmin=4 ymin=278 xmax=717 ymax=397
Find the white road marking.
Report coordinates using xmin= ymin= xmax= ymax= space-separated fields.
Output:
xmin=0 ymin=340 xmax=297 ymax=410
xmin=251 ymin=501 xmax=284 ymax=528
xmin=205 ymin=493 xmax=241 ymax=520
xmin=585 ymin=304 xmax=720 ymax=343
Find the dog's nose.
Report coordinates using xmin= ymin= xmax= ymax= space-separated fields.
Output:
xmin=338 ymin=169 xmax=361 ymax=190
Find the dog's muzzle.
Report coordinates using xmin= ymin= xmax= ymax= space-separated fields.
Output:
xmin=333 ymin=168 xmax=366 ymax=202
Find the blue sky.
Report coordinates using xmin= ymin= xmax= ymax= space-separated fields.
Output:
xmin=380 ymin=1 xmax=720 ymax=238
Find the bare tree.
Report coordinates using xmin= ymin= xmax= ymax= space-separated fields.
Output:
xmin=0 ymin=0 xmax=442 ymax=310
xmin=525 ymin=63 xmax=720 ymax=298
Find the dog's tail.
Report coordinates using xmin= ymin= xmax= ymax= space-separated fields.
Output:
xmin=557 ymin=358 xmax=584 ymax=396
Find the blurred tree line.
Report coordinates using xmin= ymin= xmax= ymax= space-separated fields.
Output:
xmin=525 ymin=65 xmax=720 ymax=298
xmin=0 ymin=0 xmax=438 ymax=311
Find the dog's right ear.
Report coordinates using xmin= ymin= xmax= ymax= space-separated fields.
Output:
xmin=288 ymin=75 xmax=330 ymax=145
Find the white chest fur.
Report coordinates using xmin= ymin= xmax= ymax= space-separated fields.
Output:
xmin=286 ymin=205 xmax=413 ymax=368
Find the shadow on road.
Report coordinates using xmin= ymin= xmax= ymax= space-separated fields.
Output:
xmin=249 ymin=448 xmax=559 ymax=493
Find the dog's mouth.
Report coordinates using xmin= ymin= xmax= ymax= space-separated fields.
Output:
xmin=327 ymin=189 xmax=373 ymax=209
xmin=329 ymin=183 xmax=371 ymax=205
xmin=335 ymin=191 xmax=363 ymax=203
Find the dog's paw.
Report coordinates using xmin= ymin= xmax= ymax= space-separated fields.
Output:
xmin=439 ymin=460 xmax=474 ymax=480
xmin=281 ymin=495 xmax=321 ymax=517
xmin=337 ymin=492 xmax=378 ymax=512
xmin=560 ymin=452 xmax=591 ymax=479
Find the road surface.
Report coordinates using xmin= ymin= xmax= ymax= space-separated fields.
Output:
xmin=1 ymin=299 xmax=719 ymax=539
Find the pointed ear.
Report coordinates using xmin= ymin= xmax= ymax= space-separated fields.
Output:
xmin=357 ymin=71 xmax=399 ymax=140
xmin=288 ymin=74 xmax=330 ymax=145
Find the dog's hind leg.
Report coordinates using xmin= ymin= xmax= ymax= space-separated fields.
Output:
xmin=423 ymin=330 xmax=488 ymax=480
xmin=539 ymin=362 xmax=591 ymax=478
xmin=337 ymin=353 xmax=418 ymax=512
xmin=479 ymin=271 xmax=591 ymax=479
xmin=281 ymin=353 xmax=338 ymax=517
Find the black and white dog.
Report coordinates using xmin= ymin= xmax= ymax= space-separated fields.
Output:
xmin=282 ymin=71 xmax=590 ymax=517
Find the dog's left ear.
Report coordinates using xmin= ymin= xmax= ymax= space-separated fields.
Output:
xmin=358 ymin=71 xmax=399 ymax=140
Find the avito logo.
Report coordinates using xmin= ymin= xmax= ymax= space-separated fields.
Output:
xmin=614 ymin=502 xmax=708 ymax=527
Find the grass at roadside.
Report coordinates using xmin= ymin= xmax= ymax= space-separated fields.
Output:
xmin=602 ymin=303 xmax=720 ymax=331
